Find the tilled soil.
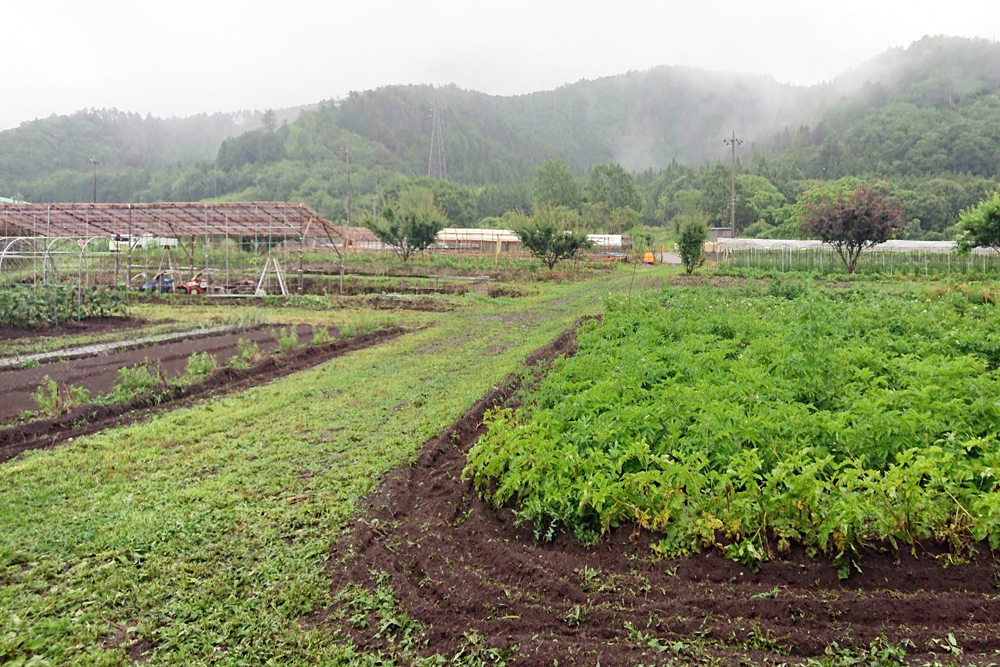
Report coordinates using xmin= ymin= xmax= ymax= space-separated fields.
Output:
xmin=0 ymin=324 xmax=314 ymax=421
xmin=315 ymin=325 xmax=1000 ymax=666
xmin=0 ymin=327 xmax=405 ymax=463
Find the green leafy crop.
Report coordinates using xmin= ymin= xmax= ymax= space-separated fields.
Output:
xmin=466 ymin=284 xmax=1000 ymax=575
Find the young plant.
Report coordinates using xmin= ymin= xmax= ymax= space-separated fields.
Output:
xmin=310 ymin=324 xmax=332 ymax=347
xmin=231 ymin=337 xmax=263 ymax=370
xmin=31 ymin=376 xmax=91 ymax=417
xmin=104 ymin=361 xmax=165 ymax=404
xmin=182 ymin=351 xmax=218 ymax=383
xmin=273 ymin=326 xmax=299 ymax=353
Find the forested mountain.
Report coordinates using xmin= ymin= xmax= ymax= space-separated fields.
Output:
xmin=1 ymin=35 xmax=998 ymax=238
xmin=0 ymin=105 xmax=309 ymax=203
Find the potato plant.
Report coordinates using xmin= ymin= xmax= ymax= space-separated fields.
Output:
xmin=466 ymin=283 xmax=1000 ymax=575
xmin=0 ymin=284 xmax=128 ymax=328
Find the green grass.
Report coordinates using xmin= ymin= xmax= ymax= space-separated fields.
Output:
xmin=0 ymin=267 xmax=662 ymax=665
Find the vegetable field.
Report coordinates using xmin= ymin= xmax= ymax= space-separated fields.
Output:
xmin=467 ymin=281 xmax=1000 ymax=575
xmin=0 ymin=284 xmax=128 ymax=328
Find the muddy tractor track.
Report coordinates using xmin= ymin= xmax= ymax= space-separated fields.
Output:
xmin=0 ymin=327 xmax=405 ymax=463
xmin=316 ymin=324 xmax=1000 ymax=666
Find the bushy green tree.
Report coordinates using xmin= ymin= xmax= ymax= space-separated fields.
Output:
xmin=678 ymin=216 xmax=707 ymax=274
xmin=586 ymin=163 xmax=644 ymax=213
xmin=514 ymin=206 xmax=592 ymax=269
xmin=362 ymin=187 xmax=447 ymax=261
xmin=533 ymin=159 xmax=581 ymax=209
xmin=957 ymin=189 xmax=1000 ymax=253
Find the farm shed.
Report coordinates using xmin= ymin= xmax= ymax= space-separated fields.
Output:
xmin=586 ymin=234 xmax=631 ymax=258
xmin=434 ymin=228 xmax=522 ymax=253
xmin=0 ymin=202 xmax=345 ymax=294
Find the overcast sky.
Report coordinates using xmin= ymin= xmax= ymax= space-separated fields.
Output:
xmin=3 ymin=0 xmax=999 ymax=130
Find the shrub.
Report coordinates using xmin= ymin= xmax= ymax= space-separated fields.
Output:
xmin=678 ymin=217 xmax=707 ymax=274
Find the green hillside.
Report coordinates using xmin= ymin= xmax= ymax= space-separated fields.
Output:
xmin=1 ymin=36 xmax=998 ymax=238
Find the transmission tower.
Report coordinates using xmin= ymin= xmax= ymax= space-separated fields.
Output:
xmin=427 ymin=99 xmax=448 ymax=180
xmin=723 ymin=130 xmax=742 ymax=237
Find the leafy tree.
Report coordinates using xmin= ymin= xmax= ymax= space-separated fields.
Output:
xmin=514 ymin=206 xmax=592 ymax=269
xmin=362 ymin=187 xmax=446 ymax=262
xmin=476 ymin=182 xmax=531 ymax=220
xmin=800 ymin=185 xmax=905 ymax=273
xmin=737 ymin=174 xmax=786 ymax=227
xmin=586 ymin=163 xmax=643 ymax=213
xmin=608 ymin=206 xmax=641 ymax=234
xmin=957 ymin=189 xmax=1000 ymax=253
xmin=533 ymin=159 xmax=581 ymax=209
xmin=678 ymin=216 xmax=707 ymax=274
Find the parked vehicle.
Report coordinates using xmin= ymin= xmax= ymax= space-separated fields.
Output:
xmin=141 ymin=273 xmax=174 ymax=293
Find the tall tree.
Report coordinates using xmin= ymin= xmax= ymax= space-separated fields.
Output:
xmin=585 ymin=163 xmax=643 ymax=213
xmin=533 ymin=159 xmax=581 ymax=209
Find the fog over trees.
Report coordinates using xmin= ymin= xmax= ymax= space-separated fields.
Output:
xmin=2 ymin=35 xmax=999 ymax=240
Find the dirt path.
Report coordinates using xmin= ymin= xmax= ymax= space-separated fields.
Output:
xmin=0 ymin=324 xmax=313 ymax=421
xmin=314 ymin=325 xmax=1000 ymax=666
xmin=0 ymin=327 xmax=405 ymax=463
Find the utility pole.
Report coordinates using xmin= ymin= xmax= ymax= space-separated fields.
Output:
xmin=343 ymin=147 xmax=352 ymax=228
xmin=723 ymin=130 xmax=742 ymax=237
xmin=88 ymin=157 xmax=101 ymax=203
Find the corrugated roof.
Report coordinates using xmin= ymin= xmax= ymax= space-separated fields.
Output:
xmin=0 ymin=202 xmax=338 ymax=239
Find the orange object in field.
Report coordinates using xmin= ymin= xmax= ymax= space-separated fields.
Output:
xmin=642 ymin=251 xmax=655 ymax=265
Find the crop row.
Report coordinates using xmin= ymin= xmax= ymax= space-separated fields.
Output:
xmin=0 ymin=284 xmax=128 ymax=328
xmin=466 ymin=282 xmax=1000 ymax=575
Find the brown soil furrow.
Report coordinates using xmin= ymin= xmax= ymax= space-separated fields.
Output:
xmin=313 ymin=323 xmax=1000 ymax=666
xmin=0 ymin=327 xmax=405 ymax=463
xmin=0 ymin=324 xmax=314 ymax=420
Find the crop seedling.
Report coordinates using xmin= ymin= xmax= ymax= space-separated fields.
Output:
xmin=231 ymin=337 xmax=263 ymax=370
xmin=31 ymin=376 xmax=91 ymax=417
xmin=310 ymin=324 xmax=331 ymax=346
xmin=182 ymin=351 xmax=218 ymax=383
xmin=103 ymin=360 xmax=166 ymax=404
xmin=273 ymin=325 xmax=299 ymax=353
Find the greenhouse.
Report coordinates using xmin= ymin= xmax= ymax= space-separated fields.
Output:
xmin=0 ymin=202 xmax=344 ymax=295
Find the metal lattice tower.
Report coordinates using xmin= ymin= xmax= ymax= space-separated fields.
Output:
xmin=427 ymin=99 xmax=447 ymax=180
